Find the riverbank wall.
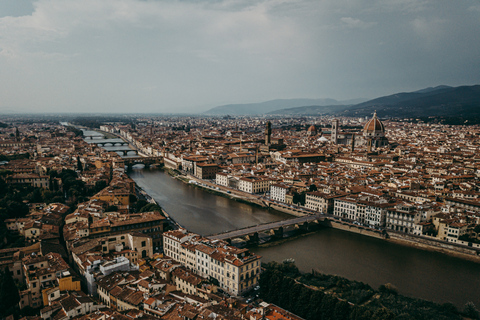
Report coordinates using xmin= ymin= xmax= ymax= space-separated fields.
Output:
xmin=387 ymin=232 xmax=480 ymax=263
xmin=268 ymin=204 xmax=307 ymax=217
xmin=322 ymin=219 xmax=386 ymax=239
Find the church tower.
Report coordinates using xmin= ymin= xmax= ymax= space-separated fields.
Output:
xmin=265 ymin=121 xmax=272 ymax=145
xmin=331 ymin=119 xmax=338 ymax=144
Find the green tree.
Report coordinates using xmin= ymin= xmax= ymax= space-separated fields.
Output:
xmin=292 ymin=191 xmax=306 ymax=206
xmin=371 ymin=308 xmax=395 ymax=320
xmin=106 ymin=205 xmax=118 ymax=212
xmin=135 ymin=199 xmax=148 ymax=212
xmin=320 ymin=294 xmax=338 ymax=320
xmin=76 ymin=157 xmax=83 ymax=172
xmin=333 ymin=300 xmax=351 ymax=320
xmin=309 ymin=184 xmax=318 ymax=192
xmin=28 ymin=188 xmax=43 ymax=203
xmin=0 ymin=267 xmax=20 ymax=317
xmin=94 ymin=180 xmax=108 ymax=193
xmin=464 ymin=302 xmax=480 ymax=319
xmin=139 ymin=203 xmax=162 ymax=213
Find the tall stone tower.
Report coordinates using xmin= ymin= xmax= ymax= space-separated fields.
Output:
xmin=331 ymin=119 xmax=338 ymax=144
xmin=265 ymin=121 xmax=272 ymax=145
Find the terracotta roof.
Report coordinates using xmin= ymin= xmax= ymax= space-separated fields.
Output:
xmin=364 ymin=112 xmax=385 ymax=133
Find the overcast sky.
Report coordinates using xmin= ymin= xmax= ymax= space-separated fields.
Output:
xmin=0 ymin=0 xmax=479 ymax=114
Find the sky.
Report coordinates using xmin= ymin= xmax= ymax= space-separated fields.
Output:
xmin=0 ymin=0 xmax=479 ymax=114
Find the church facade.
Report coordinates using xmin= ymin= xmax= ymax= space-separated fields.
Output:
xmin=331 ymin=112 xmax=389 ymax=151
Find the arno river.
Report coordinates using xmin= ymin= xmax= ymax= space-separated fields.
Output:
xmin=84 ymin=130 xmax=480 ymax=308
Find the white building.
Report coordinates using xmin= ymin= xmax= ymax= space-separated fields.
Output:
xmin=163 ymin=229 xmax=261 ymax=296
xmin=270 ymin=184 xmax=289 ymax=203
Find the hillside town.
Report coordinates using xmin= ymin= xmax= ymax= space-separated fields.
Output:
xmin=1 ymin=115 xmax=480 ymax=319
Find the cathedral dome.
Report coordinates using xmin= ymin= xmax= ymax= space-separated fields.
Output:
xmin=363 ymin=112 xmax=384 ymax=134
xmin=307 ymin=125 xmax=318 ymax=136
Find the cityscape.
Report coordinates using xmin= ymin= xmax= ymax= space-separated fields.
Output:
xmin=0 ymin=113 xmax=480 ymax=319
xmin=1 ymin=0 xmax=480 ymax=319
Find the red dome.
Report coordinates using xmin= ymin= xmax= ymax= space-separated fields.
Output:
xmin=364 ymin=112 xmax=384 ymax=133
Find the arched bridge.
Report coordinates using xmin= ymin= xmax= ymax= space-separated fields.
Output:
xmin=107 ymin=149 xmax=138 ymax=156
xmin=83 ymin=135 xmax=105 ymax=139
xmin=207 ymin=215 xmax=324 ymax=244
xmin=92 ymin=141 xmax=129 ymax=147
xmin=124 ymin=156 xmax=163 ymax=169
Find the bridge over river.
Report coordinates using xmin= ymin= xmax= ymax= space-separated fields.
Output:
xmin=124 ymin=156 xmax=163 ymax=169
xmin=207 ymin=214 xmax=324 ymax=243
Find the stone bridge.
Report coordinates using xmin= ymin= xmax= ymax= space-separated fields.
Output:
xmin=207 ymin=215 xmax=324 ymax=245
xmin=124 ymin=156 xmax=163 ymax=169
xmin=92 ymin=141 xmax=129 ymax=147
xmin=83 ymin=135 xmax=104 ymax=139
xmin=108 ymin=149 xmax=139 ymax=156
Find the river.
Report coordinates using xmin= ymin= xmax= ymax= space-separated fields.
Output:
xmin=85 ymin=131 xmax=480 ymax=308
xmin=130 ymin=167 xmax=480 ymax=309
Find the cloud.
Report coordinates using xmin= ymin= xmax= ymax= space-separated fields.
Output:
xmin=0 ymin=0 xmax=479 ymax=113
xmin=340 ymin=17 xmax=376 ymax=29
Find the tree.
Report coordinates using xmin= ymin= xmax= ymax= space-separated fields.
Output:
xmin=309 ymin=184 xmax=318 ymax=192
xmin=463 ymin=302 xmax=480 ymax=319
xmin=94 ymin=180 xmax=108 ymax=193
xmin=292 ymin=191 xmax=306 ymax=206
xmin=371 ymin=308 xmax=395 ymax=320
xmin=333 ymin=300 xmax=351 ymax=320
xmin=76 ymin=157 xmax=83 ymax=172
xmin=320 ymin=294 xmax=338 ymax=320
xmin=106 ymin=205 xmax=118 ymax=212
xmin=139 ymin=203 xmax=162 ymax=213
xmin=0 ymin=267 xmax=20 ymax=317
xmin=135 ymin=200 xmax=148 ymax=212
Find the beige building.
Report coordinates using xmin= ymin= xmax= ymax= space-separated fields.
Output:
xmin=239 ymin=176 xmax=271 ymax=194
xmin=305 ymin=192 xmax=343 ymax=214
xmin=163 ymin=229 xmax=261 ymax=296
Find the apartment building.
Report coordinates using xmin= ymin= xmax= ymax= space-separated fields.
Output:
xmin=270 ymin=184 xmax=289 ymax=202
xmin=88 ymin=211 xmax=166 ymax=250
xmin=305 ymin=191 xmax=344 ymax=214
xmin=163 ymin=229 xmax=261 ymax=296
xmin=239 ymin=176 xmax=271 ymax=194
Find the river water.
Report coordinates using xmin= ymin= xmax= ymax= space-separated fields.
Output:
xmin=85 ymin=132 xmax=480 ymax=308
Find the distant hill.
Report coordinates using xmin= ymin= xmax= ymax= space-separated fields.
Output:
xmin=203 ymin=98 xmax=362 ymax=115
xmin=203 ymin=84 xmax=480 ymax=118
xmin=340 ymin=85 xmax=480 ymax=118
xmin=267 ymin=104 xmax=351 ymax=115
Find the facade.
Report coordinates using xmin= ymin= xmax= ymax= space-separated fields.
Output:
xmin=333 ymin=194 xmax=393 ymax=228
xmin=6 ymin=174 xmax=50 ymax=188
xmin=88 ymin=211 xmax=166 ymax=250
xmin=20 ymin=253 xmax=80 ymax=310
xmin=331 ymin=112 xmax=389 ymax=150
xmin=305 ymin=192 xmax=343 ymax=214
xmin=163 ymin=229 xmax=261 ymax=296
xmin=216 ymin=172 xmax=229 ymax=187
xmin=385 ymin=204 xmax=418 ymax=234
xmin=195 ymin=163 xmax=219 ymax=179
xmin=239 ymin=176 xmax=271 ymax=194
xmin=270 ymin=184 xmax=289 ymax=202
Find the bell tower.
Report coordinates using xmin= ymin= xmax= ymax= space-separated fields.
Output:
xmin=331 ymin=119 xmax=338 ymax=144
xmin=265 ymin=121 xmax=272 ymax=145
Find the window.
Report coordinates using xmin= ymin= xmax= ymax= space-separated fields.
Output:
xmin=142 ymin=241 xmax=146 ymax=247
